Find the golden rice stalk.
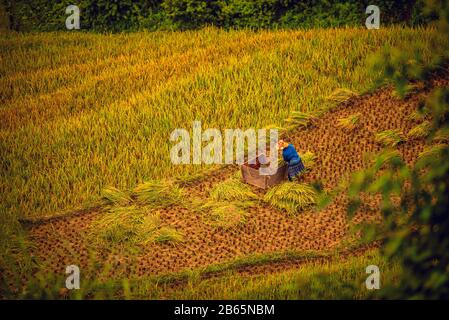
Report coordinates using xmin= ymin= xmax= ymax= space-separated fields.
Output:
xmin=90 ymin=206 xmax=158 ymax=245
xmin=326 ymin=88 xmax=358 ymax=103
xmin=101 ymin=187 xmax=132 ymax=206
xmin=418 ymin=144 xmax=447 ymax=160
xmin=263 ymin=182 xmax=317 ymax=214
xmin=200 ymin=201 xmax=253 ymax=229
xmin=210 ymin=178 xmax=258 ymax=202
xmin=277 ymin=156 xmax=286 ymax=167
xmin=133 ymin=180 xmax=183 ymax=208
xmin=407 ymin=121 xmax=431 ymax=139
xmin=174 ymin=171 xmax=205 ymax=186
xmin=336 ymin=113 xmax=361 ymax=131
xmin=152 ymin=227 xmax=184 ymax=246
xmin=90 ymin=206 xmax=183 ymax=245
xmin=285 ymin=111 xmax=317 ymax=128
xmin=407 ymin=108 xmax=429 ymax=122
xmin=433 ymin=128 xmax=449 ymax=143
xmin=231 ymin=169 xmax=243 ymax=181
xmin=300 ymin=151 xmax=316 ymax=169
xmin=375 ymin=129 xmax=404 ymax=147
xmin=371 ymin=149 xmax=402 ymax=170
xmin=263 ymin=124 xmax=286 ymax=132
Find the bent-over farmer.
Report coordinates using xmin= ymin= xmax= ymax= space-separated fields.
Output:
xmin=277 ymin=139 xmax=305 ymax=181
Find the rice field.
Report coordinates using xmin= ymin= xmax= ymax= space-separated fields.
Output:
xmin=2 ymin=25 xmax=449 ymax=299
xmin=0 ymin=26 xmax=443 ymax=221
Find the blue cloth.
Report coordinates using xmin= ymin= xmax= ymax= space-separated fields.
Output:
xmin=289 ymin=158 xmax=301 ymax=166
xmin=282 ymin=144 xmax=301 ymax=163
xmin=288 ymin=158 xmax=305 ymax=180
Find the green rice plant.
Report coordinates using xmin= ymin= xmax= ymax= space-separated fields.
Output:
xmin=326 ymin=88 xmax=358 ymax=103
xmin=200 ymin=201 xmax=254 ymax=229
xmin=133 ymin=180 xmax=184 ymax=208
xmin=375 ymin=129 xmax=404 ymax=147
xmin=300 ymin=151 xmax=316 ymax=169
xmin=101 ymin=187 xmax=132 ymax=206
xmin=407 ymin=121 xmax=431 ymax=139
xmin=336 ymin=113 xmax=361 ymax=131
xmin=263 ymin=182 xmax=317 ymax=214
xmin=210 ymin=178 xmax=258 ymax=202
xmin=285 ymin=111 xmax=317 ymax=128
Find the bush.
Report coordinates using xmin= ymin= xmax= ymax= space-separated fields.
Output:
xmin=339 ymin=0 xmax=449 ymax=298
xmin=3 ymin=0 xmax=432 ymax=32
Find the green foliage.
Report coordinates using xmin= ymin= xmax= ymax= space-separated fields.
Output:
xmin=370 ymin=149 xmax=403 ymax=171
xmin=4 ymin=0 xmax=432 ymax=32
xmin=279 ymin=1 xmax=361 ymax=29
xmin=8 ymin=248 xmax=396 ymax=299
xmin=368 ymin=4 xmax=449 ymax=99
xmin=162 ymin=0 xmax=223 ymax=29
xmin=264 ymin=182 xmax=317 ymax=214
xmin=4 ymin=0 xmax=164 ymax=32
xmin=339 ymin=0 xmax=449 ymax=298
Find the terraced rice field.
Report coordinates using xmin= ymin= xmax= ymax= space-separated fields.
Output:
xmin=24 ymin=75 xmax=449 ymax=280
xmin=1 ymin=27 xmax=448 ymax=297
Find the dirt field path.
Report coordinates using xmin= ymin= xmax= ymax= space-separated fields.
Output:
xmin=25 ymin=76 xmax=449 ymax=280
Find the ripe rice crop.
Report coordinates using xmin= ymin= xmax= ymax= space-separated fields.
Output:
xmin=263 ymin=182 xmax=317 ymax=214
xmin=0 ymin=27 xmax=443 ymax=218
xmin=337 ymin=113 xmax=361 ymax=131
xmin=407 ymin=121 xmax=431 ymax=139
xmin=199 ymin=200 xmax=254 ymax=229
xmin=375 ymin=129 xmax=404 ymax=147
xmin=209 ymin=178 xmax=258 ymax=202
xmin=90 ymin=206 xmax=183 ymax=246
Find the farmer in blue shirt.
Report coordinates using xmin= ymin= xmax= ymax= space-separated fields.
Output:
xmin=278 ymin=139 xmax=305 ymax=181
